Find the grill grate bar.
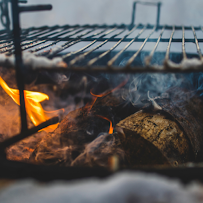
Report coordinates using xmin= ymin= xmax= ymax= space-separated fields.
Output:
xmin=192 ymin=26 xmax=202 ymax=59
xmin=107 ymin=25 xmax=146 ymax=67
xmin=0 ymin=24 xmax=203 ymax=72
xmin=86 ymin=25 xmax=138 ymax=67
xmin=0 ymin=26 xmax=52 ymax=49
xmin=5 ymin=27 xmax=87 ymax=54
xmin=58 ymin=27 xmax=117 ymax=59
xmin=165 ymin=25 xmax=175 ymax=61
xmin=45 ymin=27 xmax=113 ymax=58
xmin=145 ymin=26 xmax=165 ymax=66
xmin=0 ymin=26 xmax=68 ymax=53
xmin=126 ymin=25 xmax=156 ymax=67
xmin=30 ymin=27 xmax=86 ymax=53
xmin=23 ymin=27 xmax=81 ymax=53
xmin=182 ymin=25 xmax=187 ymax=59
xmin=69 ymin=27 xmax=128 ymax=66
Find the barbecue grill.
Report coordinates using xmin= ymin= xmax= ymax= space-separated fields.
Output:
xmin=0 ymin=0 xmax=203 ymax=183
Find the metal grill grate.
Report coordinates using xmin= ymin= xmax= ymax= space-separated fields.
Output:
xmin=0 ymin=0 xmax=203 ymax=151
xmin=0 ymin=1 xmax=203 ymax=73
xmin=1 ymin=24 xmax=203 ymax=72
xmin=0 ymin=0 xmax=203 ymax=182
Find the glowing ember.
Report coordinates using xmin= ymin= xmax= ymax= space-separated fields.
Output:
xmin=0 ymin=76 xmax=62 ymax=132
xmin=96 ymin=115 xmax=114 ymax=134
xmin=89 ymin=77 xmax=129 ymax=111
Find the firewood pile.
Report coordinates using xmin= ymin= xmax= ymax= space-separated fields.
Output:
xmin=1 ymin=70 xmax=203 ymax=170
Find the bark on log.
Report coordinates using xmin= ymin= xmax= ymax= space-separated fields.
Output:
xmin=156 ymin=88 xmax=203 ymax=162
xmin=116 ymin=110 xmax=194 ymax=167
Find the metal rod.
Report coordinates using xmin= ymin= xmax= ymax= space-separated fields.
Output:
xmin=30 ymin=28 xmax=78 ymax=53
xmin=192 ymin=26 xmax=203 ymax=59
xmin=130 ymin=2 xmax=136 ymax=26
xmin=46 ymin=28 xmax=97 ymax=58
xmin=87 ymin=26 xmax=138 ymax=67
xmin=19 ymin=5 xmax=52 ymax=12
xmin=165 ymin=25 xmax=175 ymax=61
xmin=65 ymin=39 xmax=99 ymax=60
xmin=133 ymin=1 xmax=162 ymax=6
xmin=182 ymin=25 xmax=187 ymax=59
xmin=145 ymin=26 xmax=165 ymax=65
xmin=44 ymin=37 xmax=196 ymax=43
xmin=5 ymin=27 xmax=84 ymax=55
xmin=33 ymin=27 xmax=102 ymax=54
xmin=107 ymin=25 xmax=147 ymax=67
xmin=126 ymin=26 xmax=156 ymax=67
xmin=69 ymin=27 xmax=126 ymax=65
xmin=0 ymin=116 xmax=59 ymax=150
xmin=130 ymin=2 xmax=162 ymax=28
xmin=38 ymin=65 xmax=203 ymax=73
xmin=18 ymin=0 xmax=28 ymax=3
xmin=156 ymin=3 xmax=161 ymax=28
xmin=46 ymin=27 xmax=115 ymax=58
xmin=11 ymin=0 xmax=27 ymax=133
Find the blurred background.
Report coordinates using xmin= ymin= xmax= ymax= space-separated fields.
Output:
xmin=19 ymin=0 xmax=203 ymax=27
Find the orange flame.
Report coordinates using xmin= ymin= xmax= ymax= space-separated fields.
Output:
xmin=89 ymin=76 xmax=129 ymax=111
xmin=0 ymin=76 xmax=62 ymax=132
xmin=96 ymin=115 xmax=113 ymax=134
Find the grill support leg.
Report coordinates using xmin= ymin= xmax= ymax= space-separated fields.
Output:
xmin=11 ymin=0 xmax=28 ymax=133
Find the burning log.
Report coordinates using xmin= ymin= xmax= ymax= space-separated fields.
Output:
xmin=116 ymin=110 xmax=194 ymax=167
xmin=71 ymin=133 xmax=125 ymax=169
xmin=116 ymin=88 xmax=203 ymax=167
xmin=30 ymin=105 xmax=116 ymax=165
xmin=30 ymin=87 xmax=136 ymax=166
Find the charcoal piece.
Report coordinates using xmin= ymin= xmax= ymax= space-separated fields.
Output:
xmin=71 ymin=133 xmax=125 ymax=168
xmin=116 ymin=110 xmax=194 ymax=167
xmin=30 ymin=106 xmax=113 ymax=165
xmin=156 ymin=88 xmax=203 ymax=162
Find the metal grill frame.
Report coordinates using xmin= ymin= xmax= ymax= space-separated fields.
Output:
xmin=0 ymin=0 xmax=203 ymax=182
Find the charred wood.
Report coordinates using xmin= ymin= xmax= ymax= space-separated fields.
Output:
xmin=71 ymin=133 xmax=125 ymax=169
xmin=156 ymin=88 xmax=203 ymax=162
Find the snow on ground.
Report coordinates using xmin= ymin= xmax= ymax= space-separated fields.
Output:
xmin=0 ymin=172 xmax=203 ymax=203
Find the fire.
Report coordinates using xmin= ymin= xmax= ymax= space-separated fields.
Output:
xmin=0 ymin=76 xmax=61 ymax=132
xmin=89 ymin=76 xmax=129 ymax=111
xmin=96 ymin=115 xmax=113 ymax=134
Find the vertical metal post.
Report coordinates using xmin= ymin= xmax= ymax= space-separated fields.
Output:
xmin=131 ymin=2 xmax=137 ymax=27
xmin=156 ymin=2 xmax=161 ymax=29
xmin=11 ymin=0 xmax=27 ymax=133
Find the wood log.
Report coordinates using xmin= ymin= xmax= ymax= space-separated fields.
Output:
xmin=116 ymin=110 xmax=194 ymax=167
xmin=156 ymin=88 xmax=203 ymax=162
xmin=30 ymin=88 xmax=137 ymax=166
xmin=30 ymin=104 xmax=117 ymax=165
xmin=71 ymin=133 xmax=125 ymax=168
